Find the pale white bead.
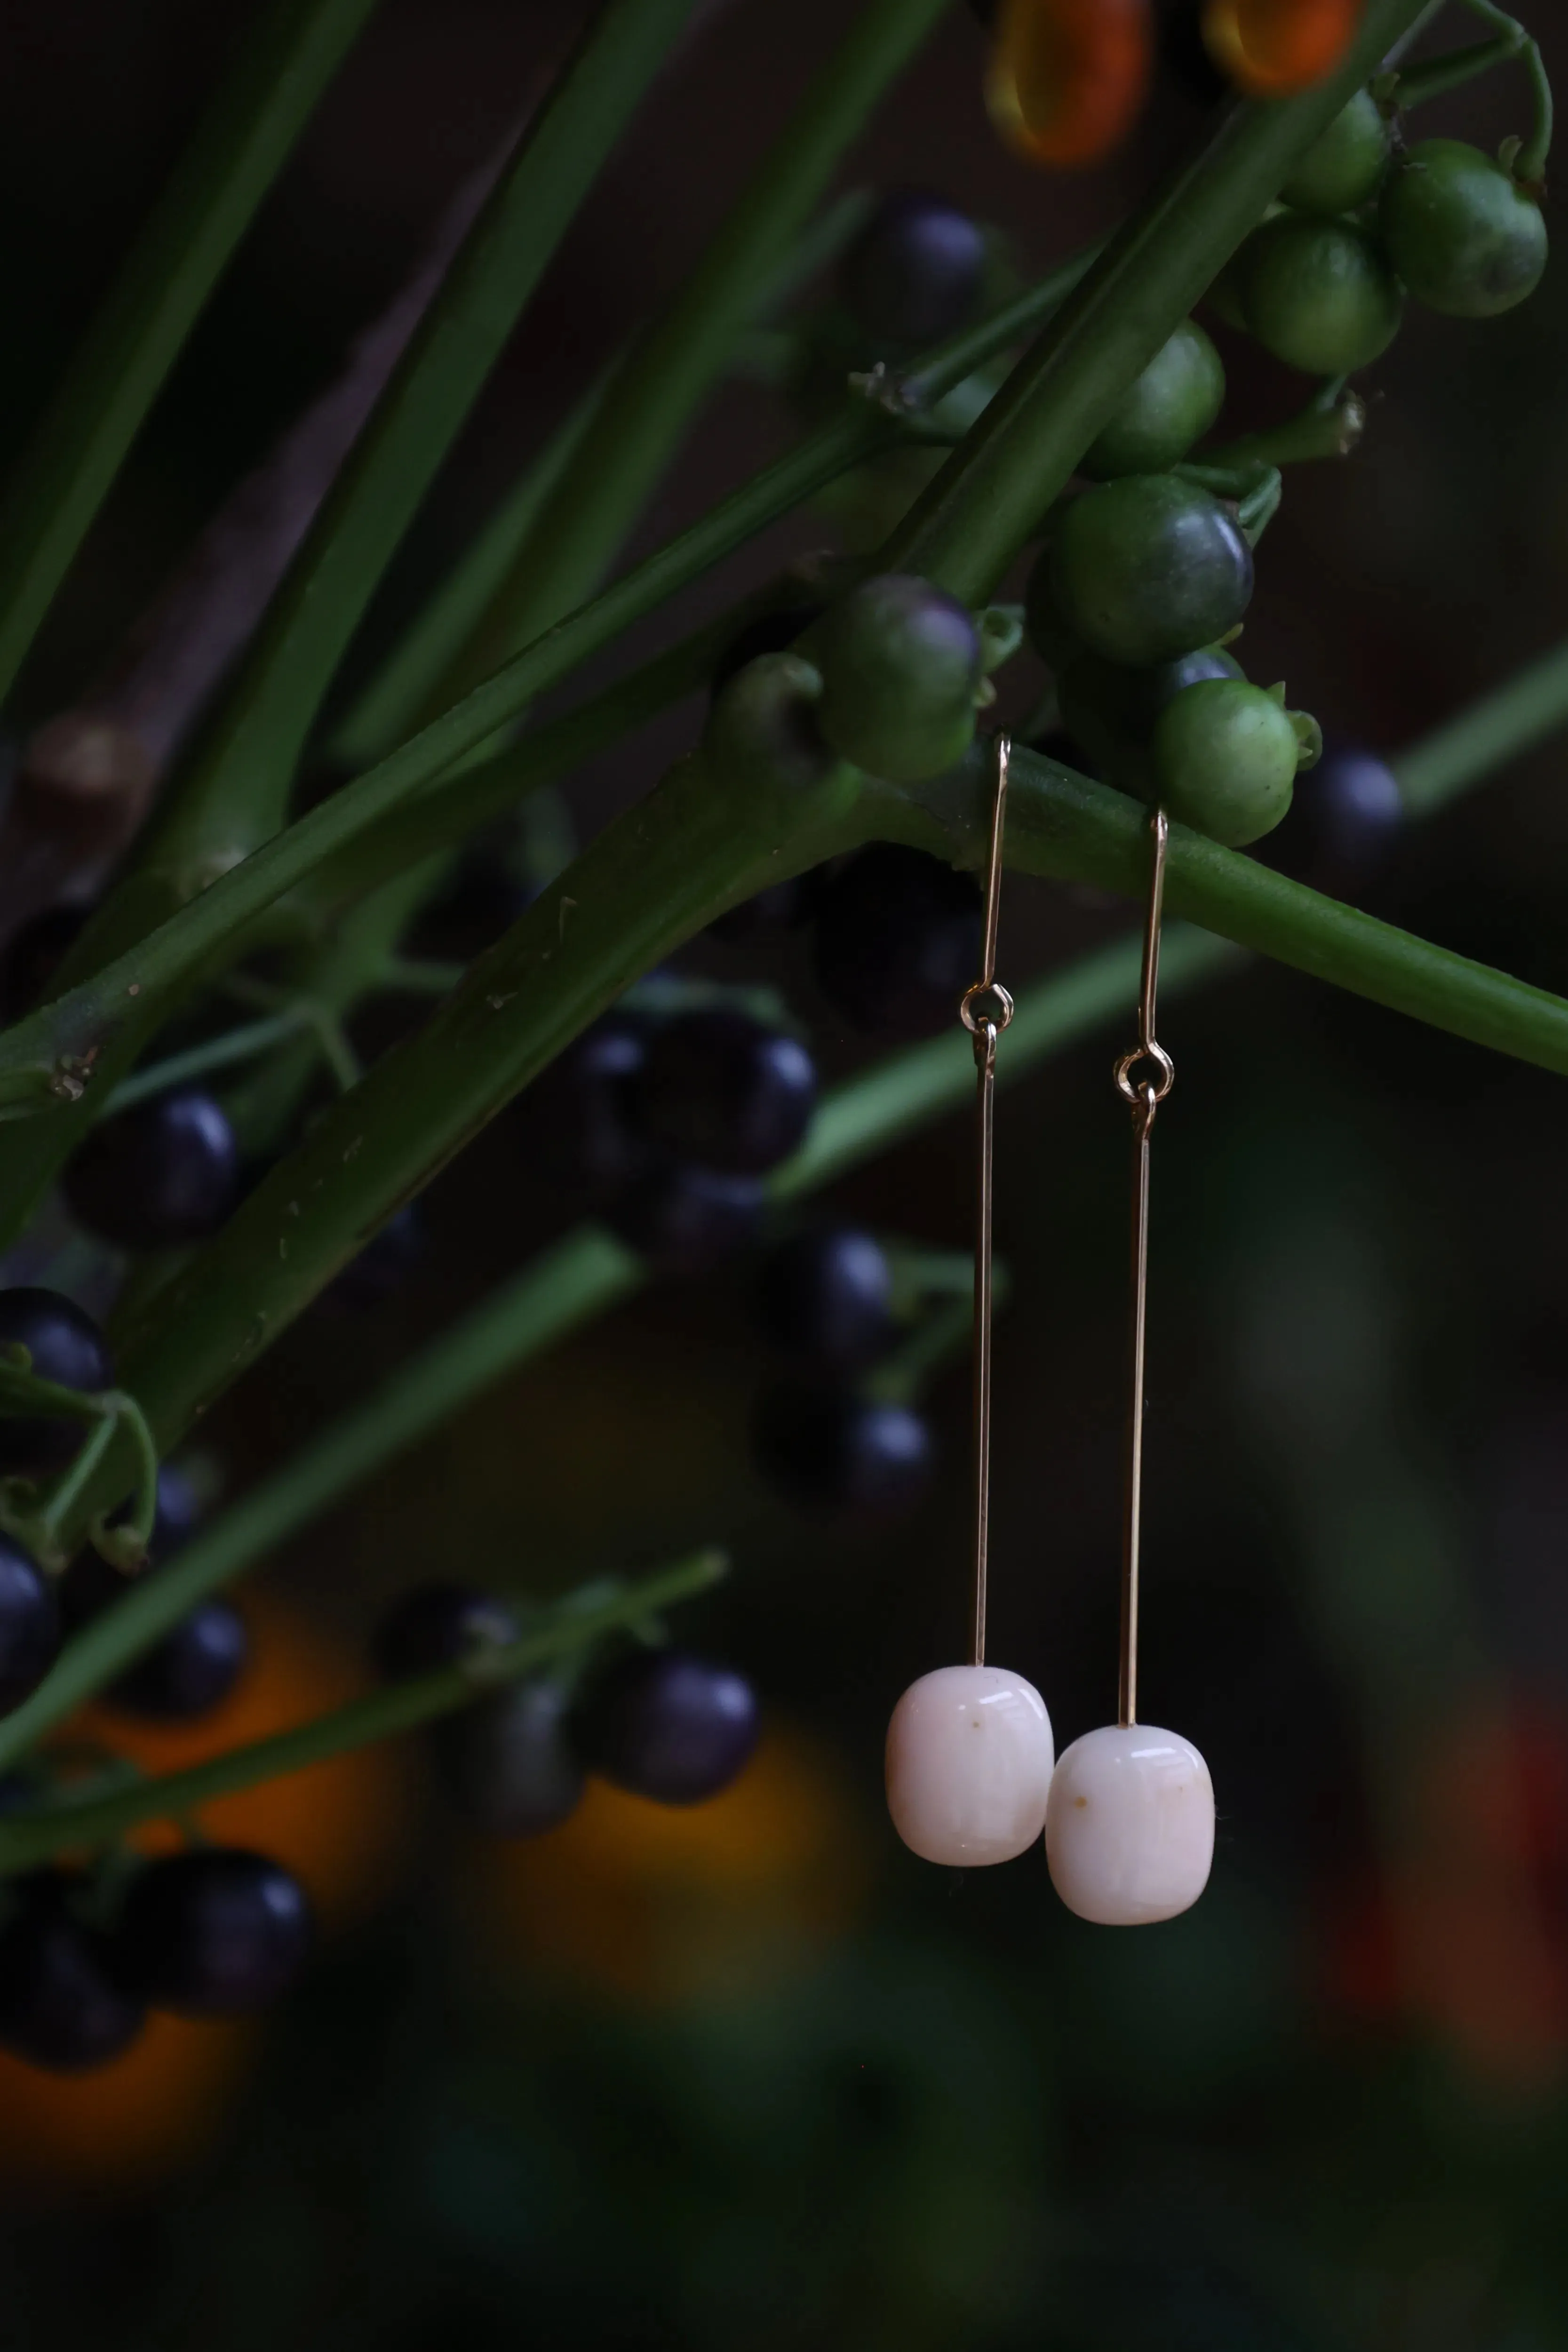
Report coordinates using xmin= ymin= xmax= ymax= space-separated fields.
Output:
xmin=885 ymin=1665 xmax=1055 ymax=1866
xmin=1045 ymin=1722 xmax=1214 ymax=1925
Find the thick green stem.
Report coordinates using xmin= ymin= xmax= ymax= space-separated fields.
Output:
xmin=882 ymin=0 xmax=1433 ymax=602
xmin=438 ymin=0 xmax=953 ymax=702
xmin=0 ymin=1550 xmax=726 ymax=1874
xmin=0 ymin=0 xmax=383 ymax=709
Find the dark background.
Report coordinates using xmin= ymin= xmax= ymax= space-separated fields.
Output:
xmin=3 ymin=1 xmax=1568 ymax=2344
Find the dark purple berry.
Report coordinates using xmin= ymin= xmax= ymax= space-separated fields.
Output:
xmin=433 ymin=1679 xmax=586 ymax=1835
xmin=709 ymin=604 xmax=821 ymax=703
xmin=375 ymin=1582 xmax=520 ymax=1679
xmin=0 ymin=905 xmax=90 ymax=1023
xmin=116 ymin=1848 xmax=311 ymax=2017
xmin=812 ymin=844 xmax=981 ymax=1040
xmin=604 ymin=1162 xmax=767 ymax=1275
xmin=64 ymin=1087 xmax=239 ymax=1250
xmin=0 ymin=1537 xmax=61 ymax=1716
xmin=0 ymin=1874 xmax=144 ymax=2071
xmin=530 ymin=1009 xmax=655 ymax=1199
xmin=1263 ymin=740 xmax=1402 ymax=896
xmin=324 ymin=1202 xmax=425 ymax=1311
xmin=0 ymin=1289 xmax=113 ymax=1476
xmin=66 ymin=1470 xmax=248 ymax=1724
xmin=636 ymin=1008 xmax=816 ymax=1176
xmin=840 ymin=191 xmax=987 ymax=348
xmin=756 ymin=1228 xmax=896 ymax=1369
xmin=578 ymin=1649 xmax=760 ymax=1805
xmin=753 ymin=1384 xmax=935 ymax=1515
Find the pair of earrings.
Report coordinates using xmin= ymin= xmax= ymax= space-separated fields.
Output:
xmin=885 ymin=737 xmax=1215 ymax=1926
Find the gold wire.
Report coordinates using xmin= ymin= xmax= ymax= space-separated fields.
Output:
xmin=960 ymin=737 xmax=1015 ymax=1671
xmin=1114 ymin=806 xmax=1172 ymax=1729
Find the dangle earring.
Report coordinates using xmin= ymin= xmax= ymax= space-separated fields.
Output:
xmin=1045 ymin=807 xmax=1215 ymax=1925
xmin=885 ymin=737 xmax=1057 ymax=1866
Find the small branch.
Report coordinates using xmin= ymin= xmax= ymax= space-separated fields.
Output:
xmin=0 ymin=1549 xmax=727 ymax=1874
xmin=1200 ymin=392 xmax=1366 ymax=470
xmin=1391 ymin=639 xmax=1568 ymax=813
xmin=1456 ymin=0 xmax=1551 ymax=180
xmin=105 ymin=1010 xmax=308 ymax=1115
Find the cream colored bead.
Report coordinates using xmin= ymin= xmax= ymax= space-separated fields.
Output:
xmin=885 ymin=1665 xmax=1055 ymax=1866
xmin=1045 ymin=1722 xmax=1214 ymax=1924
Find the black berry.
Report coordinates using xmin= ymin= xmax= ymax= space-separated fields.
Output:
xmin=840 ymin=191 xmax=987 ymax=347
xmin=753 ymin=1384 xmax=935 ymax=1515
xmin=1264 ymin=739 xmax=1402 ymax=895
xmin=65 ymin=1467 xmax=249 ymax=1724
xmin=116 ymin=1848 xmax=312 ymax=2017
xmin=0 ymin=1874 xmax=144 ymax=2071
xmin=812 ymin=844 xmax=981 ymax=1040
xmin=636 ymin=1008 xmax=816 ymax=1176
xmin=578 ymin=1649 xmax=760 ymax=1805
xmin=756 ymin=1228 xmax=897 ymax=1369
xmin=530 ymin=1009 xmax=655 ymax=1198
xmin=604 ymin=1162 xmax=767 ymax=1275
xmin=0 ymin=1289 xmax=113 ymax=1476
xmin=375 ymin=1582 xmax=520 ymax=1679
xmin=64 ymin=1087 xmax=239 ymax=1250
xmin=433 ymin=1679 xmax=586 ymax=1836
xmin=0 ymin=1537 xmax=61 ymax=1716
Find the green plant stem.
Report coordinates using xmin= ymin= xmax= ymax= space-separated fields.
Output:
xmin=438 ymin=0 xmax=953 ymax=704
xmin=1391 ymin=639 xmax=1568 ymax=813
xmin=882 ymin=0 xmax=1433 ymax=604
xmin=1456 ymin=0 xmax=1551 ymax=178
xmin=1202 ymin=393 xmax=1365 ymax=470
xmin=0 ymin=1549 xmax=726 ymax=1874
xmin=1392 ymin=32 xmax=1523 ymax=107
xmin=105 ymin=1011 xmax=309 ymax=1115
xmin=0 ymin=0 xmax=383 ymax=710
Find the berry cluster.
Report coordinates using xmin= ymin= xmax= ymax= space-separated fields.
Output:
xmin=375 ymin=1582 xmax=761 ymax=1828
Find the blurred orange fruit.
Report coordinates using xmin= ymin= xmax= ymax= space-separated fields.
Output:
xmin=1201 ymin=0 xmax=1362 ymax=96
xmin=0 ymin=2013 xmax=256 ymax=2193
xmin=473 ymin=1725 xmax=867 ymax=2007
xmin=70 ymin=1590 xmax=412 ymax=1929
xmin=987 ymin=0 xmax=1152 ymax=170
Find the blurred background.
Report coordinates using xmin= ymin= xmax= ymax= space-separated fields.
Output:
xmin=3 ymin=0 xmax=1568 ymax=2344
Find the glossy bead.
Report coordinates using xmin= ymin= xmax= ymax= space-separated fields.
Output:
xmin=812 ymin=843 xmax=981 ymax=1040
xmin=434 ymin=1679 xmax=586 ymax=1836
xmin=0 ymin=1873 xmax=144 ymax=2071
xmin=885 ymin=1665 xmax=1055 ymax=1866
xmin=0 ymin=1288 xmax=113 ymax=1476
xmin=752 ymin=1384 xmax=934 ymax=1516
xmin=637 ymin=1007 xmax=817 ymax=1176
xmin=604 ymin=1161 xmax=766 ymax=1274
xmin=754 ymin=1227 xmax=896 ymax=1369
xmin=578 ymin=1648 xmax=761 ymax=1806
xmin=116 ymin=1847 xmax=312 ymax=2016
xmin=1045 ymin=1722 xmax=1215 ymax=1923
xmin=840 ymin=192 xmax=987 ymax=347
xmin=63 ymin=1087 xmax=240 ymax=1250
xmin=0 ymin=1537 xmax=61 ymax=1717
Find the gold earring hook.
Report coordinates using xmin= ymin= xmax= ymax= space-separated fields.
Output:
xmin=1115 ymin=805 xmax=1172 ymax=1730
xmin=959 ymin=736 xmax=1015 ymax=1671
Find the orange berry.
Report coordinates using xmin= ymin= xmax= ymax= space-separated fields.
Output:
xmin=987 ymin=0 xmax=1152 ymax=170
xmin=1200 ymin=0 xmax=1362 ymax=97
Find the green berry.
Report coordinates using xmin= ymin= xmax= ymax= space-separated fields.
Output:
xmin=1240 ymin=212 xmax=1402 ymax=374
xmin=814 ymin=575 xmax=981 ymax=783
xmin=1378 ymin=138 xmax=1548 ymax=319
xmin=1152 ymin=679 xmax=1305 ymax=846
xmin=1059 ymin=645 xmax=1245 ymax=795
xmin=1048 ymin=476 xmax=1254 ymax=669
xmin=1080 ymin=320 xmax=1226 ymax=480
xmin=1278 ymin=89 xmax=1390 ymax=215
xmin=704 ymin=652 xmax=836 ymax=800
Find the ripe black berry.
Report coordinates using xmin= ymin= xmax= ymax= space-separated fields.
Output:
xmin=636 ymin=1008 xmax=816 ymax=1176
xmin=0 ymin=1537 xmax=60 ymax=1717
xmin=116 ymin=1848 xmax=312 ymax=2017
xmin=753 ymin=1384 xmax=935 ymax=1515
xmin=64 ymin=1087 xmax=239 ymax=1250
xmin=840 ymin=191 xmax=987 ymax=348
xmin=812 ymin=844 xmax=981 ymax=1040
xmin=324 ymin=1202 xmax=425 ymax=1310
xmin=755 ymin=1228 xmax=896 ymax=1369
xmin=1263 ymin=739 xmax=1402 ymax=895
xmin=66 ymin=1467 xmax=250 ymax=1723
xmin=530 ymin=1008 xmax=655 ymax=1198
xmin=375 ymin=1582 xmax=520 ymax=1679
xmin=0 ymin=1874 xmax=144 ymax=2071
xmin=578 ymin=1649 xmax=760 ymax=1805
xmin=0 ymin=1289 xmax=113 ymax=1476
xmin=604 ymin=1162 xmax=767 ymax=1275
xmin=433 ymin=1679 xmax=586 ymax=1835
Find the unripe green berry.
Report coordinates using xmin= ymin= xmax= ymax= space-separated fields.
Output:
xmin=1239 ymin=212 xmax=1402 ymax=375
xmin=704 ymin=652 xmax=837 ymax=799
xmin=814 ymin=575 xmax=981 ymax=783
xmin=1279 ymin=89 xmax=1390 ymax=215
xmin=1081 ymin=320 xmax=1226 ymax=481
xmin=1152 ymin=679 xmax=1306 ymax=846
xmin=1049 ymin=476 xmax=1254 ymax=669
xmin=1379 ymin=138 xmax=1548 ymax=318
